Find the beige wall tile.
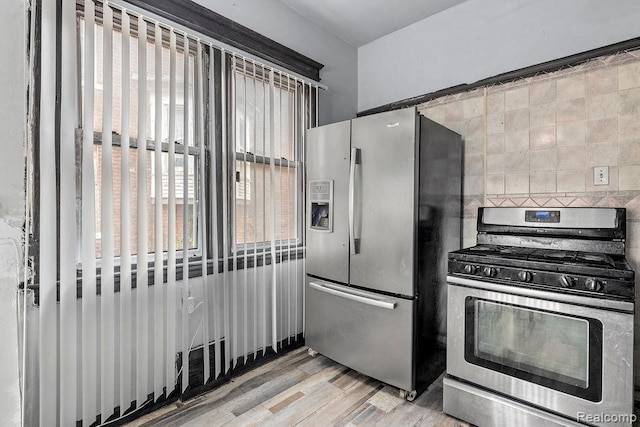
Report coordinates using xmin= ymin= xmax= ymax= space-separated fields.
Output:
xmin=487 ymin=113 xmax=504 ymax=135
xmin=530 ymin=171 xmax=556 ymax=193
xmin=557 ymin=122 xmax=586 ymax=147
xmin=530 ymin=104 xmax=556 ymax=128
xmin=462 ymin=238 xmax=477 ymax=249
xmin=619 ymin=87 xmax=640 ymax=116
xmin=420 ymin=105 xmax=446 ymax=124
xmin=529 ymin=80 xmax=556 ymax=106
xmin=504 ymin=108 xmax=530 ymax=132
xmin=619 ymin=62 xmax=640 ymax=90
xmin=558 ymin=146 xmax=586 ymax=170
xmin=530 ymin=149 xmax=557 ymax=171
xmin=464 ymin=175 xmax=484 ymax=195
xmin=487 ymin=173 xmax=504 ymax=194
xmin=464 ymin=154 xmax=484 ymax=176
xmin=586 ymin=143 xmax=618 ymax=167
xmin=487 ymin=153 xmax=505 ymax=175
xmin=620 ymin=115 xmax=640 ymax=141
xmin=465 ymin=116 xmax=484 ymax=140
xmin=585 ymin=92 xmax=618 ymax=120
xmin=505 ymin=87 xmax=529 ymax=111
xmin=556 ymin=98 xmax=585 ymax=123
xmin=530 ymin=126 xmax=556 ymax=150
xmin=444 ymin=119 xmax=465 ymax=135
xmin=487 ymin=91 xmax=504 ymax=114
xmin=620 ymin=165 xmax=640 ymax=190
xmin=627 ymin=221 xmax=640 ymax=249
xmin=585 ymin=166 xmax=619 ymax=192
xmin=619 ymin=141 xmax=640 ymax=166
xmin=445 ymin=102 xmax=464 ymax=122
xmin=505 ymin=130 xmax=529 ymax=152
xmin=504 ymin=151 xmax=529 ymax=173
xmin=557 ymin=74 xmax=585 ymax=100
xmin=586 ymin=67 xmax=618 ymax=95
xmin=463 ymin=218 xmax=478 ymax=242
xmin=557 ymin=169 xmax=586 ymax=192
xmin=465 ymin=137 xmax=484 ymax=157
xmin=487 ymin=133 xmax=505 ymax=154
xmin=586 ymin=118 xmax=618 ymax=145
xmin=463 ymin=96 xmax=484 ymax=119
xmin=505 ymin=173 xmax=529 ymax=194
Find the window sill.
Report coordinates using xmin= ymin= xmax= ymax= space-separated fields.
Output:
xmin=29 ymin=247 xmax=305 ymax=305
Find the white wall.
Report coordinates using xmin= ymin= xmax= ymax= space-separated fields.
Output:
xmin=0 ymin=0 xmax=26 ymax=423
xmin=358 ymin=0 xmax=640 ymax=112
xmin=0 ymin=0 xmax=26 ymax=278
xmin=191 ymin=0 xmax=358 ymax=125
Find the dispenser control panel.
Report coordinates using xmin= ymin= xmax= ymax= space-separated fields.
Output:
xmin=309 ymin=180 xmax=333 ymax=232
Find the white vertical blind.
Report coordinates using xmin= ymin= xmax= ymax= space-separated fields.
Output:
xmin=101 ymin=4 xmax=116 ymax=419
xmin=119 ymin=9 xmax=133 ymax=414
xmin=230 ymin=54 xmax=238 ymax=367
xmin=196 ymin=40 xmax=211 ymax=385
xmin=261 ymin=70 xmax=268 ymax=357
xmin=268 ymin=69 xmax=278 ymax=352
xmin=37 ymin=1 xmax=319 ymax=423
xmin=153 ymin=22 xmax=165 ymax=401
xmin=81 ymin=1 xmax=99 ymax=423
xmin=166 ymin=28 xmax=178 ymax=396
xmin=60 ymin=0 xmax=78 ymax=423
xmin=208 ymin=45 xmax=221 ymax=380
xmin=136 ymin=14 xmax=150 ymax=407
xmin=220 ymin=48 xmax=231 ymax=375
xmin=180 ymin=33 xmax=190 ymax=393
xmin=241 ymin=58 xmax=249 ymax=362
xmin=39 ymin=0 xmax=57 ymax=421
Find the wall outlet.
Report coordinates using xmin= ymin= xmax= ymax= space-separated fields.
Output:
xmin=593 ymin=166 xmax=609 ymax=186
xmin=187 ymin=296 xmax=195 ymax=313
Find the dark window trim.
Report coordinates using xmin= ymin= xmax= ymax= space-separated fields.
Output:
xmin=121 ymin=0 xmax=324 ymax=81
xmin=357 ymin=37 xmax=640 ymax=117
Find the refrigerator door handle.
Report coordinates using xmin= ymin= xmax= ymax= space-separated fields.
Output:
xmin=349 ymin=147 xmax=360 ymax=255
xmin=309 ymin=281 xmax=397 ymax=310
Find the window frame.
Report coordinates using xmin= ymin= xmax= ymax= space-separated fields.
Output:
xmin=229 ymin=61 xmax=306 ymax=256
xmin=76 ymin=8 xmax=208 ymax=270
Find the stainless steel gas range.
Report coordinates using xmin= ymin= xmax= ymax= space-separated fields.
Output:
xmin=444 ymin=207 xmax=636 ymax=427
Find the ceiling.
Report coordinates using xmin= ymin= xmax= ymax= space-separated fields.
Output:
xmin=278 ymin=0 xmax=468 ymax=47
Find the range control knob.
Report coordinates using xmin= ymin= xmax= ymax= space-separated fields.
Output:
xmin=463 ymin=264 xmax=478 ymax=275
xmin=559 ymin=275 xmax=575 ymax=288
xmin=585 ymin=278 xmax=603 ymax=292
xmin=482 ymin=266 xmax=497 ymax=278
xmin=517 ymin=271 xmax=532 ymax=282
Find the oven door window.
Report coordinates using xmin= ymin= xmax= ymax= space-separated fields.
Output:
xmin=464 ymin=298 xmax=602 ymax=402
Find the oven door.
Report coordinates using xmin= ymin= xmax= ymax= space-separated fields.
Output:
xmin=447 ymin=276 xmax=634 ymax=421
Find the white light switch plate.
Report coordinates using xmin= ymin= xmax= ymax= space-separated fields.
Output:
xmin=593 ymin=166 xmax=609 ymax=185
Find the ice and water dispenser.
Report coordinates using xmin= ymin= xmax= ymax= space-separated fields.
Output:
xmin=309 ymin=180 xmax=333 ymax=232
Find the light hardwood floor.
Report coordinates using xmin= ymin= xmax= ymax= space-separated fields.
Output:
xmin=128 ymin=346 xmax=470 ymax=427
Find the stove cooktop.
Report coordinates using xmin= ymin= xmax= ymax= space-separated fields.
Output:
xmin=448 ymin=244 xmax=635 ymax=300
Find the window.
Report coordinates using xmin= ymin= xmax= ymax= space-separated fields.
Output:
xmin=232 ymin=58 xmax=304 ymax=250
xmin=78 ymin=7 xmax=202 ymax=262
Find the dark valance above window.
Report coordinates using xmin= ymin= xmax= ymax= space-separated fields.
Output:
xmin=123 ymin=0 xmax=324 ymax=81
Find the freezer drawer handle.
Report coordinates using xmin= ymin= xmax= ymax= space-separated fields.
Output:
xmin=309 ymin=281 xmax=397 ymax=310
xmin=349 ymin=147 xmax=361 ymax=254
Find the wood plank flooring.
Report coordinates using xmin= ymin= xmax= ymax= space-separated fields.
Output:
xmin=128 ymin=347 xmax=470 ymax=427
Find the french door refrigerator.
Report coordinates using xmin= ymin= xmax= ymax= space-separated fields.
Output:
xmin=305 ymin=107 xmax=462 ymax=398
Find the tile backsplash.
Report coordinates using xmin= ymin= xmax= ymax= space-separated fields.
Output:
xmin=418 ymin=49 xmax=640 ymax=388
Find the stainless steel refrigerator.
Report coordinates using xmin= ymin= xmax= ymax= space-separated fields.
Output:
xmin=305 ymin=107 xmax=463 ymax=398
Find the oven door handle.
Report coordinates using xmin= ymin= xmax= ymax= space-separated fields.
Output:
xmin=309 ymin=281 xmax=397 ymax=310
xmin=447 ymin=275 xmax=634 ymax=313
